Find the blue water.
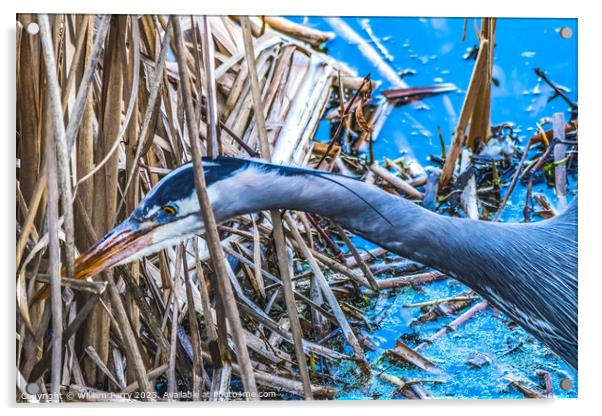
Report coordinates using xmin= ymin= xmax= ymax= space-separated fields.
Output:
xmin=290 ymin=17 xmax=578 ymax=399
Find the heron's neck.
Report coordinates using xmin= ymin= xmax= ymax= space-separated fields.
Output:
xmin=213 ymin=166 xmax=487 ymax=277
xmin=212 ymin=164 xmax=577 ymax=368
xmin=214 ymin=165 xmax=574 ymax=283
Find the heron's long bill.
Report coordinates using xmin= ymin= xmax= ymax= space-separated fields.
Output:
xmin=74 ymin=219 xmax=152 ymax=280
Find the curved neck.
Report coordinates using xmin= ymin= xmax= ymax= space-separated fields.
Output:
xmin=213 ymin=164 xmax=576 ymax=284
xmin=211 ymin=164 xmax=578 ymax=369
xmin=213 ymin=164 xmax=499 ymax=280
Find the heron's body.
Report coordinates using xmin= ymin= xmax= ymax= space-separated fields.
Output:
xmin=78 ymin=157 xmax=578 ymax=369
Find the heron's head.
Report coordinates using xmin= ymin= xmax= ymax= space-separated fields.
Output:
xmin=74 ymin=157 xmax=251 ymax=280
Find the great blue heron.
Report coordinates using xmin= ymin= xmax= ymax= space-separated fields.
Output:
xmin=74 ymin=157 xmax=578 ymax=369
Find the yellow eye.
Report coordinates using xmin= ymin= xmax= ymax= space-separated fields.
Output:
xmin=161 ymin=205 xmax=177 ymax=216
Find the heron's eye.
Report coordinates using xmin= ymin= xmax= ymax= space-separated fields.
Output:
xmin=161 ymin=205 xmax=177 ymax=216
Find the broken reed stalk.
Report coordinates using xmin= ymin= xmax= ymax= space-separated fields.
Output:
xmin=16 ymin=16 xmax=40 ymax=226
xmin=404 ymin=292 xmax=476 ymax=309
xmin=389 ymin=340 xmax=437 ymax=372
xmin=370 ymin=163 xmax=424 ymax=200
xmin=309 ymin=248 xmax=371 ymax=289
xmin=172 ymin=16 xmax=259 ymax=398
xmin=378 ymin=372 xmax=439 ymax=399
xmin=415 ymin=300 xmax=488 ymax=351
xmin=182 ymin=244 xmax=204 ymax=400
xmin=377 ymin=271 xmax=446 ymax=290
xmin=167 ymin=286 xmax=179 ymax=399
xmin=345 ymin=246 xmax=388 ymax=268
xmin=271 ymin=214 xmax=314 ymax=397
xmin=38 ymin=14 xmax=75 ymax=279
xmin=60 ymin=16 xmax=90 ymax=113
xmin=332 ymin=223 xmax=380 ymax=292
xmin=241 ymin=15 xmax=314 ymax=399
xmin=506 ymin=377 xmax=546 ymax=399
xmin=439 ymin=39 xmax=490 ymax=188
xmin=263 ymin=16 xmax=335 ymax=46
xmin=240 ymin=16 xmax=270 ymax=159
xmin=553 ymin=112 xmax=567 ymax=210
xmin=85 ymin=346 xmax=124 ymax=390
xmin=466 ymin=18 xmax=495 ymax=149
xmin=200 ymin=16 xmax=220 ymax=158
xmin=250 ymin=218 xmax=266 ymax=298
xmin=34 ymin=275 xmax=107 ymax=295
xmin=43 ymin=94 xmax=62 ymax=402
xmin=459 ymin=149 xmax=478 ymax=219
xmin=16 ymin=171 xmax=46 ymax=268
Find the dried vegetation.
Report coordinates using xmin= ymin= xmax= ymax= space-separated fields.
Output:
xmin=16 ymin=15 xmax=577 ymax=402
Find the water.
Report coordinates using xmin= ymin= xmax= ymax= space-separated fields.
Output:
xmin=290 ymin=17 xmax=578 ymax=399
